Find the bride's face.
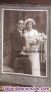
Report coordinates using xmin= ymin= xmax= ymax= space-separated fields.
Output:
xmin=26 ymin=21 xmax=33 ymax=30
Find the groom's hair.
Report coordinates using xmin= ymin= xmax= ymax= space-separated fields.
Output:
xmin=16 ymin=18 xmax=24 ymax=24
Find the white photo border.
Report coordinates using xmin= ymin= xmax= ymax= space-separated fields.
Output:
xmin=2 ymin=8 xmax=49 ymax=78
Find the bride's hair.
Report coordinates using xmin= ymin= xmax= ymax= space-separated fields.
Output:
xmin=25 ymin=18 xmax=35 ymax=26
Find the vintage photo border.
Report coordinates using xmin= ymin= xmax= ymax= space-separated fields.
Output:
xmin=2 ymin=8 xmax=48 ymax=78
xmin=0 ymin=5 xmax=50 ymax=87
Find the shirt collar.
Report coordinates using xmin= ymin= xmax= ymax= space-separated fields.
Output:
xmin=17 ymin=28 xmax=22 ymax=36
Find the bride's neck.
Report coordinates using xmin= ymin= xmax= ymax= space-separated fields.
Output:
xmin=27 ymin=29 xmax=32 ymax=32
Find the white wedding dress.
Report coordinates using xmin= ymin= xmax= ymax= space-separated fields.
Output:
xmin=24 ymin=29 xmax=40 ymax=76
xmin=29 ymin=46 xmax=40 ymax=76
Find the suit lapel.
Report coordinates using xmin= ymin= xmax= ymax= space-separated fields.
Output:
xmin=15 ymin=30 xmax=23 ymax=43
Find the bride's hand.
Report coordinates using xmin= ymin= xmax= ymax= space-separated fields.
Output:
xmin=23 ymin=45 xmax=30 ymax=51
xmin=23 ymin=46 xmax=27 ymax=51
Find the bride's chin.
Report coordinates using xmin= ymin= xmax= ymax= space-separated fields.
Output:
xmin=27 ymin=28 xmax=32 ymax=31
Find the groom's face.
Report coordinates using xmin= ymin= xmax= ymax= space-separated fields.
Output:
xmin=17 ymin=20 xmax=24 ymax=31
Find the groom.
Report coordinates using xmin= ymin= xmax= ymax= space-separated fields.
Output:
xmin=10 ymin=19 xmax=32 ymax=74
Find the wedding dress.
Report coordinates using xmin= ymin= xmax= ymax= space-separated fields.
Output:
xmin=29 ymin=46 xmax=40 ymax=76
xmin=23 ymin=29 xmax=40 ymax=76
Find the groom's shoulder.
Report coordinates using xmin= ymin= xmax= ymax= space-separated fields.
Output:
xmin=10 ymin=30 xmax=16 ymax=35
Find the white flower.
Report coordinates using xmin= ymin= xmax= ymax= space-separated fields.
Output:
xmin=23 ymin=29 xmax=47 ymax=51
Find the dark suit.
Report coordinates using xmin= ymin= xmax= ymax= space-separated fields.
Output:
xmin=10 ymin=30 xmax=32 ymax=74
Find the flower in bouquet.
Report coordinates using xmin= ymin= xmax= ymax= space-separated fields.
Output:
xmin=36 ymin=33 xmax=47 ymax=43
xmin=23 ymin=30 xmax=47 ymax=51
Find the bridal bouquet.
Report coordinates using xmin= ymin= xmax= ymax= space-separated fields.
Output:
xmin=28 ymin=33 xmax=47 ymax=45
xmin=23 ymin=32 xmax=47 ymax=51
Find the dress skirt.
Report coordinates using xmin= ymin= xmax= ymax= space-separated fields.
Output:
xmin=29 ymin=47 xmax=40 ymax=76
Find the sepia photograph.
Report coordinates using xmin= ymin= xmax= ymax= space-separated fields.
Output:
xmin=2 ymin=9 xmax=48 ymax=77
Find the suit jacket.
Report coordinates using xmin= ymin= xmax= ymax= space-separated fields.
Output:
xmin=10 ymin=30 xmax=25 ymax=52
xmin=10 ymin=30 xmax=25 ymax=68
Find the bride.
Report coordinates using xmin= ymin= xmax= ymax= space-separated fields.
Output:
xmin=23 ymin=18 xmax=41 ymax=76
